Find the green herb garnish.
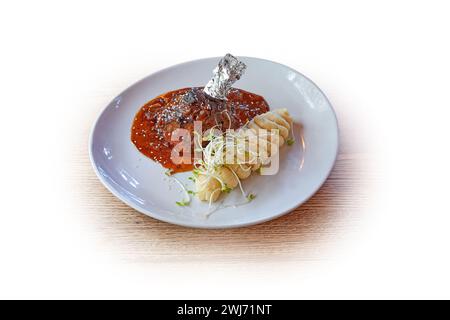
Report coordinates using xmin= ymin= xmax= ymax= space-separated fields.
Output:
xmin=222 ymin=185 xmax=232 ymax=193
xmin=247 ymin=193 xmax=256 ymax=201
xmin=176 ymin=200 xmax=190 ymax=207
xmin=287 ymin=138 xmax=295 ymax=146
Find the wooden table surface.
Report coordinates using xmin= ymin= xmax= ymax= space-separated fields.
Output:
xmin=69 ymin=90 xmax=374 ymax=264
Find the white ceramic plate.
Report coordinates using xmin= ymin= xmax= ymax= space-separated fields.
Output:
xmin=89 ymin=57 xmax=339 ymax=229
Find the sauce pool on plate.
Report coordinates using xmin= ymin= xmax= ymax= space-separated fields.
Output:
xmin=131 ymin=87 xmax=270 ymax=173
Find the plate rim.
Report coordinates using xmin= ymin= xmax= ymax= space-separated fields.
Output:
xmin=88 ymin=56 xmax=340 ymax=229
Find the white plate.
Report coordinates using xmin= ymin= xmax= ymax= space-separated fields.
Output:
xmin=89 ymin=57 xmax=339 ymax=229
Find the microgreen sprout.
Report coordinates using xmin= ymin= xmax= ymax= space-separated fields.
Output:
xmin=287 ymin=138 xmax=295 ymax=146
xmin=222 ymin=185 xmax=232 ymax=193
xmin=176 ymin=200 xmax=190 ymax=207
xmin=191 ymin=125 xmax=282 ymax=209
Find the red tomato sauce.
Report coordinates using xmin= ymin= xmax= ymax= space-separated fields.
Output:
xmin=131 ymin=87 xmax=269 ymax=173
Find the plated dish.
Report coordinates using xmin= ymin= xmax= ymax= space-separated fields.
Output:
xmin=90 ymin=55 xmax=339 ymax=228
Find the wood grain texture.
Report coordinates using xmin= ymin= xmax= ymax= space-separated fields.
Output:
xmin=68 ymin=93 xmax=374 ymax=263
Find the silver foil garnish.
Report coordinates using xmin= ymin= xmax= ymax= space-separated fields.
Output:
xmin=204 ymin=54 xmax=247 ymax=100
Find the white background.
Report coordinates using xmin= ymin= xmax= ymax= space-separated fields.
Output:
xmin=1 ymin=0 xmax=450 ymax=299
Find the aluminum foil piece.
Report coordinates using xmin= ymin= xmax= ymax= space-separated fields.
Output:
xmin=204 ymin=54 xmax=247 ymax=100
